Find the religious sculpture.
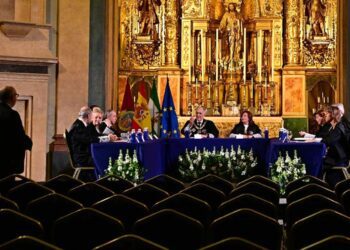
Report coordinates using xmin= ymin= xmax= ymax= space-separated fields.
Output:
xmin=138 ymin=0 xmax=162 ymax=38
xmin=219 ymin=2 xmax=244 ymax=67
xmin=305 ymin=0 xmax=327 ymax=37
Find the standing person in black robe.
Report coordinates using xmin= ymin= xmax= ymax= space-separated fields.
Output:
xmin=181 ymin=106 xmax=219 ymax=138
xmin=0 ymin=86 xmax=32 ymax=178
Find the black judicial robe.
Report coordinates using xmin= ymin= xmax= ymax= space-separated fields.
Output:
xmin=181 ymin=119 xmax=219 ymax=138
xmin=230 ymin=122 xmax=261 ymax=135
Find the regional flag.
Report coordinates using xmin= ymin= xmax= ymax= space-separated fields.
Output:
xmin=132 ymin=80 xmax=152 ymax=131
xmin=117 ymin=79 xmax=134 ymax=133
xmin=148 ymin=78 xmax=161 ymax=136
xmin=160 ymin=78 xmax=179 ymax=138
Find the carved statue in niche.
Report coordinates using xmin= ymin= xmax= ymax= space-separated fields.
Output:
xmin=137 ymin=0 xmax=161 ymax=38
xmin=219 ymin=2 xmax=243 ymax=67
xmin=305 ymin=0 xmax=326 ymax=37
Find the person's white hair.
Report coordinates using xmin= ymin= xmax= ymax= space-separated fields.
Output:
xmin=78 ymin=106 xmax=92 ymax=119
xmin=331 ymin=103 xmax=345 ymax=116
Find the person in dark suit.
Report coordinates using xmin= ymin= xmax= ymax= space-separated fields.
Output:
xmin=0 ymin=86 xmax=32 ymax=178
xmin=299 ymin=108 xmax=331 ymax=140
xmin=181 ymin=106 xmax=219 ymax=138
xmin=99 ymin=109 xmax=119 ymax=136
xmin=229 ymin=110 xmax=262 ymax=138
xmin=69 ymin=106 xmax=99 ymax=166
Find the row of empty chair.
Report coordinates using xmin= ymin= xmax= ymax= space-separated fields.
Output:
xmin=1 ymin=173 xmax=350 ymax=249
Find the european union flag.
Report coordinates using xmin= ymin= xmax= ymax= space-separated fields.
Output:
xmin=160 ymin=78 xmax=179 ymax=138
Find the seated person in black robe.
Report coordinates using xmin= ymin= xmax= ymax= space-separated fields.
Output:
xmin=229 ymin=110 xmax=262 ymax=138
xmin=181 ymin=106 xmax=219 ymax=138
xmin=99 ymin=109 xmax=120 ymax=136
xmin=299 ymin=108 xmax=331 ymax=140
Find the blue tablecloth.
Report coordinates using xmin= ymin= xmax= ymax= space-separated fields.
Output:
xmin=267 ymin=140 xmax=327 ymax=178
xmin=91 ymin=140 xmax=165 ymax=179
xmin=91 ymin=139 xmax=326 ymax=179
xmin=165 ymin=138 xmax=270 ymax=175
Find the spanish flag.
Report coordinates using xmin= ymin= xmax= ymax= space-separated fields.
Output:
xmin=131 ymin=80 xmax=152 ymax=131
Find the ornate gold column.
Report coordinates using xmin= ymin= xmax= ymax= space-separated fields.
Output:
xmin=164 ymin=0 xmax=179 ymax=66
xmin=284 ymin=0 xmax=301 ymax=65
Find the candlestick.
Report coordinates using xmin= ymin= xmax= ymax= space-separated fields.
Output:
xmin=201 ymin=30 xmax=205 ymax=82
xmin=326 ymin=96 xmax=329 ymax=104
xmin=271 ymin=30 xmax=274 ymax=82
xmin=208 ymin=77 xmax=211 ymax=99
xmin=195 ymin=77 xmax=198 ymax=99
xmin=317 ymin=96 xmax=320 ymax=103
xmin=243 ymin=28 xmax=247 ymax=83
xmin=216 ymin=29 xmax=219 ymax=82
xmin=258 ymin=31 xmax=262 ymax=82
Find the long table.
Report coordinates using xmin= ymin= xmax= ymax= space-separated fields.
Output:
xmin=91 ymin=138 xmax=326 ymax=179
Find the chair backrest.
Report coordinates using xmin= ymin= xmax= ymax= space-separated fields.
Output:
xmin=287 ymin=183 xmax=337 ymax=204
xmin=191 ymin=174 xmax=234 ymax=195
xmin=285 ymin=175 xmax=329 ymax=196
xmin=208 ymin=208 xmax=282 ymax=250
xmin=237 ymin=175 xmax=280 ymax=193
xmin=229 ymin=181 xmax=279 ymax=205
xmin=289 ymin=209 xmax=350 ymax=249
xmin=133 ymin=209 xmax=205 ymax=249
xmin=63 ymin=129 xmax=76 ymax=168
xmin=0 ymin=174 xmax=32 ymax=196
xmin=95 ymin=175 xmax=134 ymax=194
xmin=0 ymin=195 xmax=19 ymax=211
xmin=199 ymin=237 xmax=268 ymax=250
xmin=145 ymin=174 xmax=186 ymax=195
xmin=92 ymin=194 xmax=149 ymax=231
xmin=181 ymin=183 xmax=226 ymax=210
xmin=152 ymin=192 xmax=212 ymax=227
xmin=217 ymin=193 xmax=278 ymax=220
xmin=122 ymin=183 xmax=169 ymax=209
xmin=68 ymin=182 xmax=114 ymax=207
xmin=53 ymin=207 xmax=124 ymax=250
xmin=341 ymin=189 xmax=350 ymax=215
xmin=286 ymin=194 xmax=344 ymax=229
xmin=335 ymin=178 xmax=350 ymax=199
xmin=0 ymin=208 xmax=44 ymax=244
xmin=301 ymin=235 xmax=350 ymax=250
xmin=25 ymin=193 xmax=83 ymax=236
xmin=44 ymin=174 xmax=84 ymax=195
xmin=7 ymin=182 xmax=54 ymax=211
xmin=92 ymin=234 xmax=168 ymax=250
xmin=0 ymin=235 xmax=61 ymax=250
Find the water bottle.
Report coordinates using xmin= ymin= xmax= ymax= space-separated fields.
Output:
xmin=130 ymin=129 xmax=136 ymax=143
xmin=143 ymin=127 xmax=149 ymax=141
xmin=185 ymin=129 xmax=190 ymax=139
xmin=264 ymin=127 xmax=269 ymax=139
xmin=137 ymin=129 xmax=144 ymax=142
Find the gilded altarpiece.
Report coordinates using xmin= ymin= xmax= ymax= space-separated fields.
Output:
xmin=117 ymin=0 xmax=339 ymax=136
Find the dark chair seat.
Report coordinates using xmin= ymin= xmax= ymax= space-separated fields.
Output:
xmin=301 ymin=235 xmax=350 ymax=250
xmin=335 ymin=179 xmax=350 ymax=199
xmin=0 ymin=174 xmax=32 ymax=196
xmin=0 ymin=195 xmax=19 ymax=211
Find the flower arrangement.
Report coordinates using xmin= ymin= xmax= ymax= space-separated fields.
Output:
xmin=177 ymin=146 xmax=258 ymax=182
xmin=106 ymin=149 xmax=145 ymax=184
xmin=270 ymin=150 xmax=306 ymax=195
